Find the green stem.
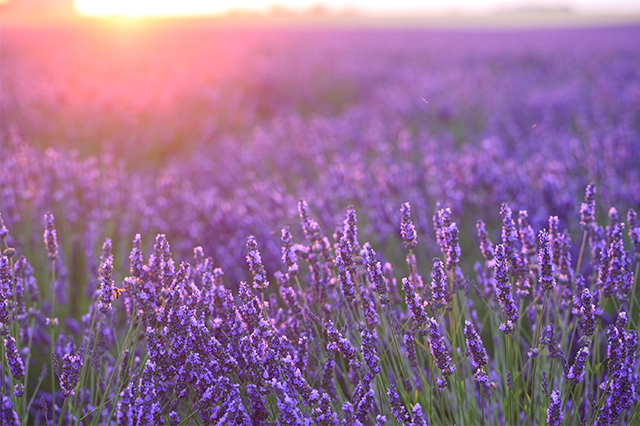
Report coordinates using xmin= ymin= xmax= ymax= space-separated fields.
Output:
xmin=57 ymin=398 xmax=69 ymax=426
xmin=529 ymin=290 xmax=549 ymax=425
xmin=77 ymin=313 xmax=104 ymax=425
xmin=575 ymin=230 xmax=588 ymax=276
xmin=50 ymin=258 xmax=57 ymax=426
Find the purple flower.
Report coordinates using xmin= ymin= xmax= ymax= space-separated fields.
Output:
xmin=281 ymin=226 xmax=299 ymax=276
xmin=476 ymin=220 xmax=495 ymax=262
xmin=494 ymin=244 xmax=519 ymax=334
xmin=363 ymin=243 xmax=390 ymax=306
xmin=130 ymin=234 xmax=144 ymax=278
xmin=43 ymin=212 xmax=59 ymax=260
xmin=246 ymin=235 xmax=268 ymax=293
xmin=464 ymin=320 xmax=488 ymax=370
xmin=600 ymin=223 xmax=626 ymax=298
xmin=400 ymin=202 xmax=417 ymax=250
xmin=518 ymin=210 xmax=536 ymax=258
xmin=99 ymin=254 xmax=114 ymax=314
xmin=344 ymin=205 xmax=360 ymax=255
xmin=4 ymin=334 xmax=25 ymax=380
xmin=387 ymin=385 xmax=410 ymax=423
xmin=580 ymin=287 xmax=596 ymax=338
xmin=628 ymin=209 xmax=640 ymax=261
xmin=298 ymin=200 xmax=321 ymax=243
xmin=60 ymin=339 xmax=83 ymax=397
xmin=565 ymin=345 xmax=589 ymax=385
xmin=557 ymin=232 xmax=572 ymax=284
xmin=404 ymin=332 xmax=418 ymax=368
xmin=547 ymin=390 xmax=563 ymax=426
xmin=402 ymin=278 xmax=427 ymax=329
xmin=0 ymin=254 xmax=12 ymax=302
xmin=355 ymin=386 xmax=374 ymax=423
xmin=426 ymin=317 xmax=455 ymax=377
xmin=336 ymin=242 xmax=356 ymax=304
xmin=0 ymin=395 xmax=20 ymax=426
xmin=500 ymin=203 xmax=519 ymax=267
xmin=538 ymin=230 xmax=556 ymax=292
xmin=430 ymin=258 xmax=447 ymax=310
xmin=433 ymin=207 xmax=452 ymax=253
xmin=580 ymin=182 xmax=596 ymax=231
xmin=324 ymin=320 xmax=361 ymax=369
xmin=411 ymin=403 xmax=429 ymax=426
xmin=444 ymin=222 xmax=461 ymax=272
xmin=506 ymin=371 xmax=513 ymax=390
xmin=0 ymin=213 xmax=8 ymax=241
xmin=361 ymin=328 xmax=380 ymax=376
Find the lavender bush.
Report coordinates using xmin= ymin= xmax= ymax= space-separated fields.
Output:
xmin=1 ymin=23 xmax=639 ymax=425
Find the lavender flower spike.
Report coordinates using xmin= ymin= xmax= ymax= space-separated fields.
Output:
xmin=430 ymin=258 xmax=447 ymax=310
xmin=0 ymin=213 xmax=8 ymax=241
xmin=546 ymin=390 xmax=564 ymax=426
xmin=565 ymin=345 xmax=589 ymax=385
xmin=4 ymin=334 xmax=25 ymax=380
xmin=476 ymin=220 xmax=495 ymax=262
xmin=60 ymin=340 xmax=83 ymax=397
xmin=494 ymin=244 xmax=519 ymax=334
xmin=538 ymin=230 xmax=556 ymax=291
xmin=400 ymin=202 xmax=417 ymax=250
xmin=580 ymin=287 xmax=596 ymax=338
xmin=130 ymin=234 xmax=144 ymax=278
xmin=99 ymin=255 xmax=115 ymax=314
xmin=426 ymin=317 xmax=456 ymax=378
xmin=464 ymin=320 xmax=488 ymax=370
xmin=402 ymin=277 xmax=427 ymax=329
xmin=246 ymin=235 xmax=268 ymax=292
xmin=1 ymin=395 xmax=20 ymax=426
xmin=580 ymin=182 xmax=596 ymax=232
xmin=43 ymin=212 xmax=59 ymax=260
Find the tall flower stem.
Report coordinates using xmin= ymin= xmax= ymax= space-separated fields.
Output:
xmin=575 ymin=230 xmax=587 ymax=276
xmin=50 ymin=258 xmax=57 ymax=426
xmin=77 ymin=313 xmax=104 ymax=426
xmin=529 ymin=290 xmax=549 ymax=425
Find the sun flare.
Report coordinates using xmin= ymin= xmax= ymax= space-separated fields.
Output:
xmin=74 ymin=0 xmax=250 ymax=18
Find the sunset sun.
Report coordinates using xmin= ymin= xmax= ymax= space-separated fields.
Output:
xmin=74 ymin=0 xmax=243 ymax=18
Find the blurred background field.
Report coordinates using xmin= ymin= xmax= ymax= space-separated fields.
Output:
xmin=2 ymin=6 xmax=640 ymax=284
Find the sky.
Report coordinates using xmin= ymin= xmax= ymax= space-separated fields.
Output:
xmin=0 ymin=0 xmax=624 ymax=18
xmin=71 ymin=0 xmax=640 ymax=18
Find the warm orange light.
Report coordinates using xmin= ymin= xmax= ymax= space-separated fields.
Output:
xmin=74 ymin=0 xmax=261 ymax=18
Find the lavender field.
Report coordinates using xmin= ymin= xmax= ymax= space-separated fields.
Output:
xmin=1 ymin=22 xmax=640 ymax=425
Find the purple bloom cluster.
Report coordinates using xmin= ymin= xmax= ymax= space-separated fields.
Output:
xmin=246 ymin=235 xmax=268 ymax=293
xmin=538 ymin=230 xmax=556 ymax=292
xmin=402 ymin=277 xmax=428 ymax=329
xmin=400 ymin=202 xmax=418 ymax=250
xmin=547 ymin=390 xmax=563 ymax=426
xmin=596 ymin=311 xmax=639 ymax=425
xmin=426 ymin=317 xmax=456 ymax=380
xmin=3 ymin=334 xmax=25 ymax=380
xmin=476 ymin=220 xmax=495 ymax=263
xmin=363 ymin=243 xmax=390 ymax=306
xmin=98 ymin=242 xmax=115 ymax=314
xmin=430 ymin=258 xmax=447 ymax=310
xmin=493 ymin=244 xmax=518 ymax=334
xmin=43 ymin=212 xmax=59 ymax=261
xmin=59 ymin=339 xmax=82 ymax=397
xmin=580 ymin=182 xmax=597 ymax=231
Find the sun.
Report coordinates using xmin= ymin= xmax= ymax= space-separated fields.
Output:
xmin=74 ymin=0 xmax=239 ymax=18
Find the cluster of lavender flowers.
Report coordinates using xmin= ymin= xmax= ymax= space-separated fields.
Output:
xmin=0 ymin=177 xmax=638 ymax=424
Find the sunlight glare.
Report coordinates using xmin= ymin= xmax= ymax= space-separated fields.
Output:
xmin=73 ymin=0 xmax=265 ymax=18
